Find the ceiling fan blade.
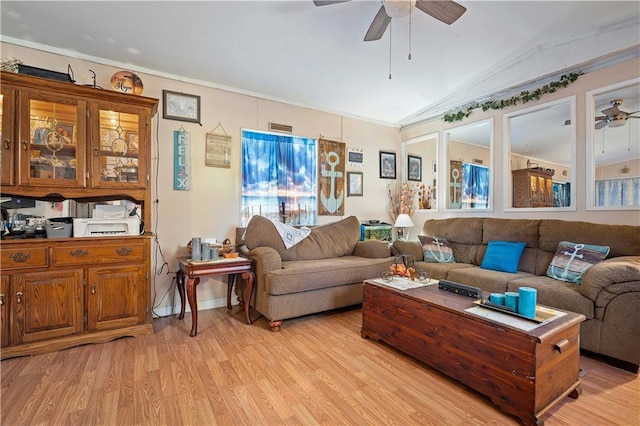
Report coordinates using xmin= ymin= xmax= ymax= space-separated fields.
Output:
xmin=594 ymin=116 xmax=607 ymax=121
xmin=313 ymin=0 xmax=351 ymax=6
xmin=624 ymin=110 xmax=640 ymax=116
xmin=601 ymin=105 xmax=620 ymax=116
xmin=415 ymin=0 xmax=467 ymax=25
xmin=595 ymin=120 xmax=609 ymax=130
xmin=364 ymin=5 xmax=391 ymax=41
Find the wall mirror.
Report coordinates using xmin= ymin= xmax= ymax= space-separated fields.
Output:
xmin=504 ymin=97 xmax=575 ymax=210
xmin=444 ymin=119 xmax=492 ymax=210
xmin=586 ymin=78 xmax=640 ymax=210
xmin=403 ymin=133 xmax=438 ymax=210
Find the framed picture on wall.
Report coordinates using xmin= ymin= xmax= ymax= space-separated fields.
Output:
xmin=379 ymin=151 xmax=396 ymax=179
xmin=163 ymin=90 xmax=201 ymax=123
xmin=347 ymin=172 xmax=363 ymax=196
xmin=408 ymin=155 xmax=422 ymax=181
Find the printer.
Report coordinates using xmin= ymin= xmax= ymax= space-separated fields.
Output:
xmin=73 ymin=217 xmax=140 ymax=237
xmin=72 ymin=204 xmax=140 ymax=237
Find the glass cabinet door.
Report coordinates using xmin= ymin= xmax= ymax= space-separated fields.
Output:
xmin=1 ymin=88 xmax=15 ymax=186
xmin=90 ymin=104 xmax=147 ymax=189
xmin=18 ymin=91 xmax=85 ymax=187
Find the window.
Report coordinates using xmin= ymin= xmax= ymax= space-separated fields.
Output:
xmin=461 ymin=163 xmax=489 ymax=209
xmin=241 ymin=130 xmax=317 ymax=226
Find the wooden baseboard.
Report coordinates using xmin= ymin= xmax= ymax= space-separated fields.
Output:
xmin=0 ymin=323 xmax=154 ymax=360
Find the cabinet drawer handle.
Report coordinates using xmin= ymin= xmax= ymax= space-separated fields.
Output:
xmin=91 ymin=286 xmax=96 ymax=295
xmin=70 ymin=249 xmax=89 ymax=257
xmin=116 ymin=247 xmax=132 ymax=256
xmin=16 ymin=292 xmax=23 ymax=304
xmin=3 ymin=139 xmax=9 ymax=150
xmin=21 ymin=140 xmax=28 ymax=150
xmin=0 ymin=294 xmax=4 ymax=306
xmin=9 ymin=251 xmax=31 ymax=262
xmin=554 ymin=338 xmax=570 ymax=353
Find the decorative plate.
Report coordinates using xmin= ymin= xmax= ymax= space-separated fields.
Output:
xmin=110 ymin=71 xmax=143 ymax=95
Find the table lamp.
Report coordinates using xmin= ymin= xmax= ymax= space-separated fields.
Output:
xmin=394 ymin=213 xmax=414 ymax=240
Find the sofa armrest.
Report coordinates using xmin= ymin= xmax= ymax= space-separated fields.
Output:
xmin=247 ymin=246 xmax=283 ymax=275
xmin=353 ymin=240 xmax=391 ymax=258
xmin=391 ymin=240 xmax=423 ymax=260
xmin=580 ymin=256 xmax=640 ymax=318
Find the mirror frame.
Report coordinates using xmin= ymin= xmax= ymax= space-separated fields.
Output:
xmin=585 ymin=77 xmax=640 ymax=211
xmin=402 ymin=132 xmax=439 ymax=211
xmin=503 ymin=96 xmax=576 ymax=212
xmin=443 ymin=118 xmax=494 ymax=212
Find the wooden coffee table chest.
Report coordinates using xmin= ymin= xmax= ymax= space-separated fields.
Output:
xmin=361 ymin=280 xmax=585 ymax=425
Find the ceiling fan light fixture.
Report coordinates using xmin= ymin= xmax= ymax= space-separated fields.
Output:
xmin=383 ymin=0 xmax=416 ymax=18
xmin=607 ymin=118 xmax=627 ymax=128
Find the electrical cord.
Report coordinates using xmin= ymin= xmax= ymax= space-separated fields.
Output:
xmin=150 ymin=111 xmax=177 ymax=318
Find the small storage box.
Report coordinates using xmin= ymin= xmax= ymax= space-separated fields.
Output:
xmin=360 ymin=223 xmax=392 ymax=242
xmin=45 ymin=222 xmax=73 ymax=238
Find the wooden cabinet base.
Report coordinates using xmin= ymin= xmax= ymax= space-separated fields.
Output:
xmin=1 ymin=323 xmax=153 ymax=360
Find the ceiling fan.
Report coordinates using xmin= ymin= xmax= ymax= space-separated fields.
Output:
xmin=595 ymin=99 xmax=640 ymax=129
xmin=313 ymin=0 xmax=467 ymax=41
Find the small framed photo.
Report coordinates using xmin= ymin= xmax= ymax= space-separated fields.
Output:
xmin=347 ymin=172 xmax=363 ymax=197
xmin=408 ymin=155 xmax=422 ymax=181
xmin=379 ymin=151 xmax=396 ymax=179
xmin=163 ymin=90 xmax=201 ymax=123
xmin=55 ymin=123 xmax=74 ymax=145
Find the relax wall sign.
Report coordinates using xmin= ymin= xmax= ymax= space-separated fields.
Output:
xmin=174 ymin=130 xmax=191 ymax=191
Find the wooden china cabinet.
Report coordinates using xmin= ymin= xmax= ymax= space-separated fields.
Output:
xmin=512 ymin=168 xmax=554 ymax=208
xmin=0 ymin=71 xmax=158 ymax=359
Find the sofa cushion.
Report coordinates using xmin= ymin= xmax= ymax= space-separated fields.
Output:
xmin=245 ymin=215 xmax=360 ymax=261
xmin=538 ymin=220 xmax=640 ymax=257
xmin=266 ymin=256 xmax=392 ymax=295
xmin=447 ymin=266 xmax=532 ymax=294
xmin=418 ymin=235 xmax=455 ymax=263
xmin=507 ymin=276 xmax=594 ymax=319
xmin=546 ymin=241 xmax=610 ymax=285
xmin=480 ymin=241 xmax=527 ymax=273
xmin=414 ymin=261 xmax=474 ymax=280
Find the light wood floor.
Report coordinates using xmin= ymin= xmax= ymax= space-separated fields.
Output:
xmin=1 ymin=306 xmax=639 ymax=425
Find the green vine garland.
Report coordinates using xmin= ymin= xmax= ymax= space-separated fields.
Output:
xmin=442 ymin=72 xmax=583 ymax=123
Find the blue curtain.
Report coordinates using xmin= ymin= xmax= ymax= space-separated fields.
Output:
xmin=595 ymin=177 xmax=640 ymax=206
xmin=241 ymin=131 xmax=317 ymax=225
xmin=461 ymin=163 xmax=489 ymax=209
xmin=553 ymin=182 xmax=571 ymax=207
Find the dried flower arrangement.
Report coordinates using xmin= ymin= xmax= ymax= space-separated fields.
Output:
xmin=417 ymin=184 xmax=435 ymax=209
xmin=387 ymin=182 xmax=416 ymax=223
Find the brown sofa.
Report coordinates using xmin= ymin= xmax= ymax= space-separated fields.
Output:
xmin=239 ymin=215 xmax=393 ymax=331
xmin=392 ymin=218 xmax=640 ymax=372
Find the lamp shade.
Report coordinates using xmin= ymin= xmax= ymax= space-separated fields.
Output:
xmin=394 ymin=214 xmax=414 ymax=228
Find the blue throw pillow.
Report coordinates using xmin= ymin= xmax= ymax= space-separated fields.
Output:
xmin=418 ymin=235 xmax=455 ymax=263
xmin=546 ymin=241 xmax=610 ymax=285
xmin=480 ymin=241 xmax=527 ymax=273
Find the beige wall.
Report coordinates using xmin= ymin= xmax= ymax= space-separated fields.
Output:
xmin=1 ymin=42 xmax=399 ymax=314
xmin=401 ymin=57 xmax=640 ymax=227
xmin=596 ymin=158 xmax=640 ymax=180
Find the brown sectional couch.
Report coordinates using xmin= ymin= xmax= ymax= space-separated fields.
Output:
xmin=392 ymin=217 xmax=640 ymax=372
xmin=239 ymin=215 xmax=393 ymax=331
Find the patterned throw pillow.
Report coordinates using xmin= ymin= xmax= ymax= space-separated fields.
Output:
xmin=546 ymin=241 xmax=610 ymax=285
xmin=418 ymin=235 xmax=455 ymax=263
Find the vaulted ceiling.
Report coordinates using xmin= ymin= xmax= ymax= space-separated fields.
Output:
xmin=1 ymin=1 xmax=639 ymax=128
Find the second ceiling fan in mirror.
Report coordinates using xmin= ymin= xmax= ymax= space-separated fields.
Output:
xmin=313 ymin=0 xmax=467 ymax=41
xmin=595 ymin=99 xmax=640 ymax=129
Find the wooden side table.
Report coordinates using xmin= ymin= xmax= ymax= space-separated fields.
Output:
xmin=176 ymin=256 xmax=255 ymax=336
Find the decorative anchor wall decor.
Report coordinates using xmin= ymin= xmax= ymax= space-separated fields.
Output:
xmin=318 ymin=138 xmax=345 ymax=216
